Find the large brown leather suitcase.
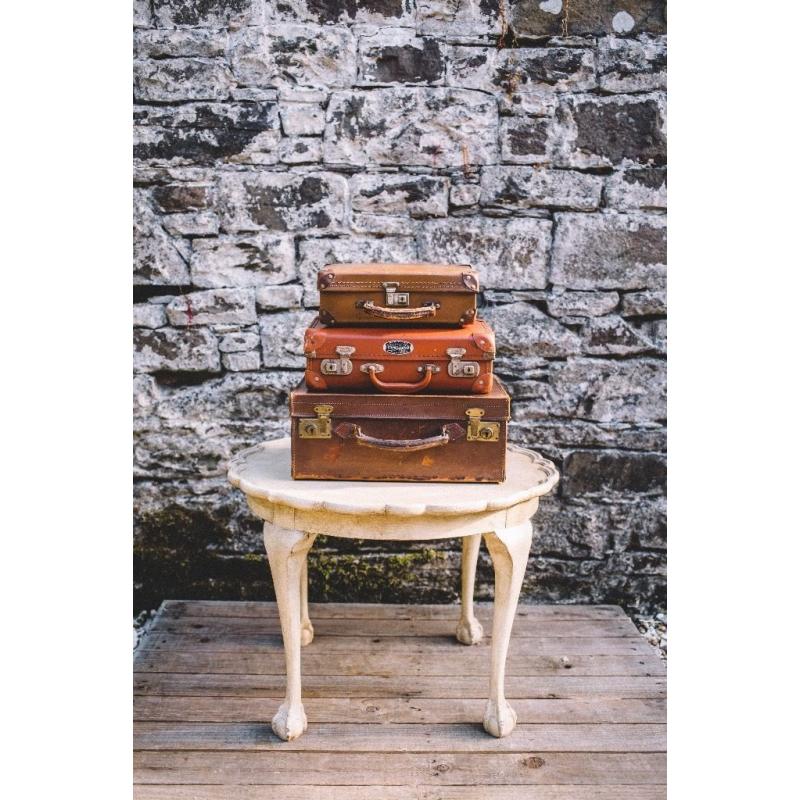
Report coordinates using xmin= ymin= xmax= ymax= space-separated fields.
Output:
xmin=290 ymin=379 xmax=509 ymax=482
xmin=317 ymin=263 xmax=479 ymax=327
xmin=304 ymin=317 xmax=495 ymax=395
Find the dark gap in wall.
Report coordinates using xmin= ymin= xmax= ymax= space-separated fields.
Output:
xmin=134 ymin=285 xmax=190 ymax=302
xmin=152 ymin=371 xmax=224 ymax=388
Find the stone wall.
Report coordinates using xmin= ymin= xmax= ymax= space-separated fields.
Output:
xmin=133 ymin=0 xmax=667 ymax=614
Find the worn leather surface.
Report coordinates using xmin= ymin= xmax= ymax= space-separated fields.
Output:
xmin=304 ymin=318 xmax=495 ymax=394
xmin=290 ymin=380 xmax=508 ymax=482
xmin=317 ymin=263 xmax=479 ymax=326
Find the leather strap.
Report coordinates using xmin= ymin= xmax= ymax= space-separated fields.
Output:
xmin=363 ymin=364 xmax=436 ymax=394
xmin=359 ymin=301 xmax=438 ymax=320
xmin=334 ymin=422 xmax=465 ymax=452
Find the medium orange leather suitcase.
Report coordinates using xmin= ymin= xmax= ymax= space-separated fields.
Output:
xmin=290 ymin=379 xmax=509 ymax=482
xmin=317 ymin=263 xmax=479 ymax=327
xmin=304 ymin=317 xmax=495 ymax=394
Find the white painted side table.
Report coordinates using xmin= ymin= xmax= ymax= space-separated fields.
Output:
xmin=228 ymin=437 xmax=559 ymax=741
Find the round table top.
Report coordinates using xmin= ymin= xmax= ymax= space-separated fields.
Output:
xmin=228 ymin=438 xmax=559 ymax=518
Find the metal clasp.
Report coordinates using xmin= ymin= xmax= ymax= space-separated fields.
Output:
xmin=465 ymin=408 xmax=500 ymax=442
xmin=298 ymin=405 xmax=333 ymax=439
xmin=447 ymin=347 xmax=480 ymax=378
xmin=382 ymin=281 xmax=409 ymax=307
xmin=320 ymin=345 xmax=355 ymax=375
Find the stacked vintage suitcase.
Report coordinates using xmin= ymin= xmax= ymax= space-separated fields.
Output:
xmin=290 ymin=263 xmax=510 ymax=482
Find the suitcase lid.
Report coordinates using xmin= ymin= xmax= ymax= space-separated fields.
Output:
xmin=318 ymin=263 xmax=479 ymax=293
xmin=290 ymin=378 xmax=510 ymax=421
xmin=304 ymin=317 xmax=495 ymax=360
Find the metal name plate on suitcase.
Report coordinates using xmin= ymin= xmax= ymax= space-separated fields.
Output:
xmin=304 ymin=317 xmax=495 ymax=395
xmin=317 ymin=263 xmax=479 ymax=327
xmin=290 ymin=380 xmax=510 ymax=483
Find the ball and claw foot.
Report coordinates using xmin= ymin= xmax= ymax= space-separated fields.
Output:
xmin=483 ymin=698 xmax=518 ymax=738
xmin=456 ymin=616 xmax=484 ymax=645
xmin=271 ymin=702 xmax=308 ymax=741
xmin=301 ymin=621 xmax=314 ymax=646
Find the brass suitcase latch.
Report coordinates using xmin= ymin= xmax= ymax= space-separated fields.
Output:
xmin=447 ymin=348 xmax=480 ymax=378
xmin=466 ymin=408 xmax=500 ymax=442
xmin=382 ymin=281 xmax=409 ymax=307
xmin=298 ymin=405 xmax=333 ymax=439
xmin=320 ymin=346 xmax=355 ymax=376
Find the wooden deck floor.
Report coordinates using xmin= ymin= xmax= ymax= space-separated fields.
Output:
xmin=134 ymin=601 xmax=666 ymax=799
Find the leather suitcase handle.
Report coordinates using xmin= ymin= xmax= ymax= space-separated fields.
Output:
xmin=358 ymin=301 xmax=438 ymax=320
xmin=362 ymin=364 xmax=437 ymax=394
xmin=335 ymin=422 xmax=465 ymax=452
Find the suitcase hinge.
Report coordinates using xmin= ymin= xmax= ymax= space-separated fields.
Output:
xmin=320 ymin=346 xmax=355 ymax=376
xmin=298 ymin=405 xmax=333 ymax=439
xmin=466 ymin=408 xmax=500 ymax=442
xmin=447 ymin=347 xmax=480 ymax=378
xmin=382 ymin=281 xmax=409 ymax=307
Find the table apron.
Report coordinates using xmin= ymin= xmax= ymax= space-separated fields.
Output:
xmin=246 ymin=496 xmax=540 ymax=540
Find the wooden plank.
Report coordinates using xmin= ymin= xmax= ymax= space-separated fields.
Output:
xmin=140 ymin=633 xmax=654 ymax=656
xmin=134 ymin=672 xmax=666 ymax=699
xmin=133 ymin=650 xmax=664 ymax=677
xmin=159 ymin=600 xmax=629 ymax=622
xmin=134 ymin=785 xmax=666 ymax=800
xmin=149 ymin=615 xmax=640 ymax=639
xmin=134 ymin=696 xmax=666 ymax=724
xmin=134 ymin=721 xmax=666 ymax=753
xmin=134 ymin=751 xmax=667 ymax=785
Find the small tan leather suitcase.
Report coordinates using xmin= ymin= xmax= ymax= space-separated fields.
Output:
xmin=304 ymin=317 xmax=495 ymax=394
xmin=290 ymin=379 xmax=509 ymax=482
xmin=317 ymin=263 xmax=479 ymax=327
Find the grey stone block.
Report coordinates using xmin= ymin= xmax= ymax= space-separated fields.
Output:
xmin=134 ymin=327 xmax=221 ymax=373
xmin=190 ymin=234 xmax=295 ymax=288
xmin=351 ymin=173 xmax=449 ymax=217
xmin=133 ymin=59 xmax=235 ymax=103
xmin=481 ymin=166 xmax=603 ymax=211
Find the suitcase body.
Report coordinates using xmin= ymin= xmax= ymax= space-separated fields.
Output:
xmin=317 ymin=263 xmax=479 ymax=327
xmin=290 ymin=380 xmax=510 ymax=483
xmin=304 ymin=317 xmax=495 ymax=395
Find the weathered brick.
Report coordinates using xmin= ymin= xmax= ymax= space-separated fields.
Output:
xmin=222 ymin=351 xmax=262 ymax=371
xmin=166 ymin=289 xmax=257 ymax=326
xmin=133 ymin=190 xmax=191 ymax=285
xmin=134 ymin=102 xmax=280 ymax=166
xmin=255 ymin=284 xmax=304 ymax=310
xmin=278 ymin=137 xmax=323 ymax=164
xmin=298 ymin=235 xmax=418 ymax=303
xmin=219 ymin=331 xmax=260 ymax=353
xmin=555 ymin=94 xmax=667 ymax=168
xmin=152 ymin=183 xmax=214 ymax=213
xmin=133 ymin=59 xmax=235 ymax=103
xmin=359 ymin=30 xmax=446 ymax=85
xmin=190 ymin=233 xmax=295 ymax=288
xmin=547 ymin=290 xmax=620 ymax=318
xmin=416 ymin=0 xmax=501 ymax=37
xmin=483 ymin=301 xmax=582 ymax=359
xmin=499 ymin=117 xmax=554 ymax=165
xmin=259 ymin=309 xmax=317 ymax=368
xmin=481 ymin=166 xmax=603 ymax=211
xmin=278 ymin=89 xmax=327 ymax=135
xmin=324 ymin=88 xmax=498 ymax=167
xmin=597 ymin=35 xmax=667 ymax=93
xmin=449 ymin=182 xmax=481 ymax=207
xmin=621 ymin=289 xmax=667 ymax=317
xmin=133 ymin=304 xmax=168 ymax=329
xmin=551 ymin=212 xmax=666 ymax=290
xmin=218 ymin=172 xmax=347 ymax=233
xmin=351 ymin=173 xmax=449 ymax=217
xmin=448 ymin=46 xmax=595 ymax=94
xmin=229 ymin=25 xmax=357 ymax=88
xmin=133 ymin=28 xmax=227 ymax=59
xmin=152 ymin=0 xmax=264 ymax=27
xmin=134 ymin=327 xmax=221 ymax=373
xmin=162 ymin=212 xmax=220 ymax=237
xmin=562 ymin=450 xmax=666 ymax=496
xmin=417 ymin=217 xmax=551 ymax=289
xmin=269 ymin=0 xmax=413 ymax=26
xmin=582 ymin=315 xmax=655 ymax=355
xmin=511 ymin=0 xmax=667 ymax=37
xmin=605 ymin=168 xmax=667 ymax=211
xmin=133 ymin=0 xmax=151 ymax=27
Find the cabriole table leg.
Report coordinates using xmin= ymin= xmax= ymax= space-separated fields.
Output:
xmin=456 ymin=533 xmax=484 ymax=645
xmin=263 ymin=522 xmax=317 ymax=741
xmin=483 ymin=520 xmax=534 ymax=738
xmin=300 ymin=553 xmax=313 ymax=646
